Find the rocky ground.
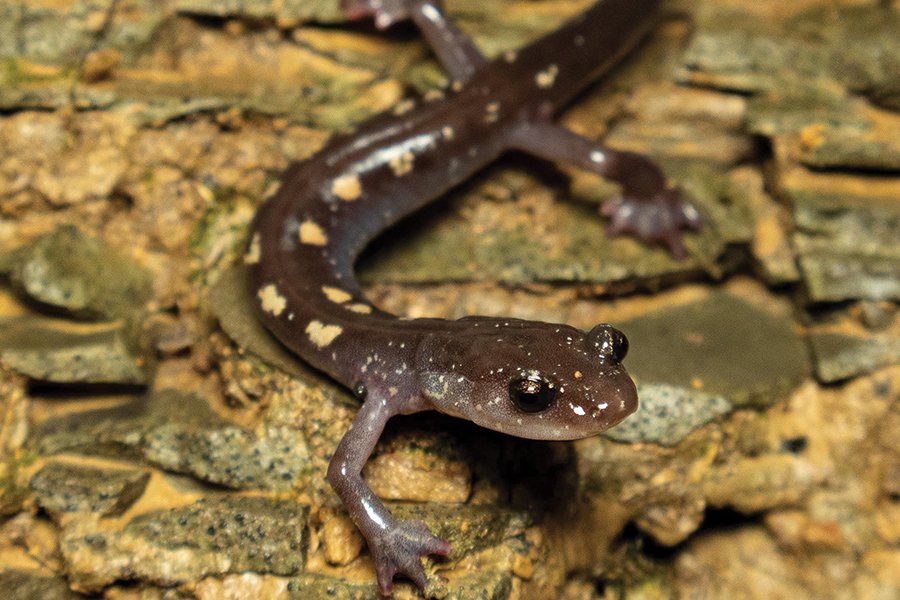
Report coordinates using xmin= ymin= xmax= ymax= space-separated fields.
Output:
xmin=0 ymin=0 xmax=898 ymax=598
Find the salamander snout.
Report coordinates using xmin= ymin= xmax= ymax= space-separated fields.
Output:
xmin=587 ymin=324 xmax=629 ymax=364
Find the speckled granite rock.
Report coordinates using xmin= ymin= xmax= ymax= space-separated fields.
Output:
xmin=30 ymin=462 xmax=150 ymax=518
xmin=30 ymin=391 xmax=312 ymax=491
xmin=0 ymin=570 xmax=81 ymax=600
xmin=61 ymin=496 xmax=309 ymax=592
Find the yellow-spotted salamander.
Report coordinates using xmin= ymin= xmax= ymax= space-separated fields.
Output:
xmin=246 ymin=0 xmax=700 ymax=594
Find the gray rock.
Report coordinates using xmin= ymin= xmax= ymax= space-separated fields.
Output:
xmin=30 ymin=462 xmax=150 ymax=518
xmin=9 ymin=226 xmax=152 ymax=321
xmin=0 ymin=316 xmax=147 ymax=385
xmin=29 ymin=390 xmax=311 ymax=491
xmin=62 ymin=496 xmax=308 ymax=591
xmin=605 ymin=383 xmax=731 ymax=447
xmin=619 ymin=292 xmax=809 ymax=411
xmin=0 ymin=570 xmax=81 ymax=600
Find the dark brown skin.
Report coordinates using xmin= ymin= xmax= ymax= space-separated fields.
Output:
xmin=246 ymin=0 xmax=700 ymax=594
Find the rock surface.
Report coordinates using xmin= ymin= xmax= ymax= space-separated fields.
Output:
xmin=0 ymin=0 xmax=897 ymax=598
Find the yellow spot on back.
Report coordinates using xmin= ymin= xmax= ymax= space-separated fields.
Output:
xmin=244 ymin=232 xmax=261 ymax=265
xmin=331 ymin=174 xmax=362 ymax=201
xmin=393 ymin=99 xmax=416 ymax=116
xmin=574 ymin=370 xmax=583 ymax=379
xmin=322 ymin=286 xmax=353 ymax=304
xmin=306 ymin=320 xmax=343 ymax=348
xmin=389 ymin=150 xmax=415 ymax=177
xmin=347 ymin=303 xmax=373 ymax=314
xmin=535 ymin=64 xmax=559 ymax=89
xmin=298 ymin=219 xmax=327 ymax=246
xmin=258 ymin=284 xmax=286 ymax=316
xmin=442 ymin=126 xmax=455 ymax=141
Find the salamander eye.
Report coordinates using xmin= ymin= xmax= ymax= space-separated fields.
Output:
xmin=508 ymin=371 xmax=557 ymax=413
xmin=587 ymin=324 xmax=629 ymax=363
xmin=610 ymin=330 xmax=628 ymax=362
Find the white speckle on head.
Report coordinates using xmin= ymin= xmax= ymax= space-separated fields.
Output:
xmin=306 ymin=320 xmax=343 ymax=348
xmin=322 ymin=285 xmax=353 ymax=304
xmin=571 ymin=404 xmax=586 ymax=416
xmin=244 ymin=232 xmax=261 ymax=264
xmin=258 ymin=284 xmax=287 ymax=316
xmin=331 ymin=174 xmax=363 ymax=201
xmin=388 ymin=386 xmax=399 ymax=396
xmin=535 ymin=64 xmax=559 ymax=89
xmin=442 ymin=126 xmax=455 ymax=141
xmin=298 ymin=219 xmax=328 ymax=246
xmin=590 ymin=150 xmax=606 ymax=164
xmin=389 ymin=150 xmax=415 ymax=177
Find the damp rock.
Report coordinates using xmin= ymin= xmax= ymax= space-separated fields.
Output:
xmin=390 ymin=503 xmax=529 ymax=562
xmin=0 ymin=316 xmax=147 ymax=385
xmin=807 ymin=303 xmax=900 ymax=383
xmin=0 ymin=570 xmax=81 ymax=600
xmin=61 ymin=496 xmax=308 ymax=592
xmin=9 ymin=226 xmax=152 ymax=321
xmin=605 ymin=383 xmax=730 ymax=447
xmin=29 ymin=390 xmax=311 ymax=491
xmin=365 ymin=430 xmax=472 ymax=504
xmin=618 ymin=289 xmax=809 ymax=411
xmin=784 ymin=168 xmax=900 ymax=303
xmin=30 ymin=462 xmax=150 ymax=518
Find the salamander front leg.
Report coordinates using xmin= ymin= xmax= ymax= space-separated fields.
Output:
xmin=508 ymin=122 xmax=702 ymax=258
xmin=342 ymin=0 xmax=486 ymax=82
xmin=327 ymin=395 xmax=450 ymax=595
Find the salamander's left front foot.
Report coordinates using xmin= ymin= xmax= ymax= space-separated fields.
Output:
xmin=371 ymin=519 xmax=450 ymax=595
xmin=601 ymin=187 xmax=702 ymax=259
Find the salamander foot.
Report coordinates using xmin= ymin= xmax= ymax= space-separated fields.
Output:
xmin=342 ymin=0 xmax=438 ymax=29
xmin=370 ymin=519 xmax=450 ymax=595
xmin=601 ymin=187 xmax=702 ymax=259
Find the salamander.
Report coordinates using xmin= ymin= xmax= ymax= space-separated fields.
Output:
xmin=246 ymin=0 xmax=700 ymax=594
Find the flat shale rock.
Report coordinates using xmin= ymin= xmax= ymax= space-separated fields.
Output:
xmin=0 ymin=316 xmax=147 ymax=385
xmin=8 ymin=225 xmax=151 ymax=321
xmin=30 ymin=390 xmax=312 ymax=491
xmin=784 ymin=168 xmax=900 ymax=303
xmin=618 ymin=290 xmax=809 ymax=410
xmin=30 ymin=462 xmax=150 ymax=518
xmin=0 ymin=570 xmax=81 ymax=600
xmin=807 ymin=303 xmax=900 ymax=382
xmin=61 ymin=496 xmax=309 ymax=592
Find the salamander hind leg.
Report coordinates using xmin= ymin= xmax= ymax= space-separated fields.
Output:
xmin=342 ymin=0 xmax=420 ymax=29
xmin=601 ymin=184 xmax=701 ymax=259
xmin=507 ymin=121 xmax=702 ymax=259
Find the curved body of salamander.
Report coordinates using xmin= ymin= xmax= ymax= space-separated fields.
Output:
xmin=247 ymin=0 xmax=699 ymax=594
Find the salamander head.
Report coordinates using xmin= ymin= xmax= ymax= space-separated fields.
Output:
xmin=416 ymin=318 xmax=637 ymax=440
